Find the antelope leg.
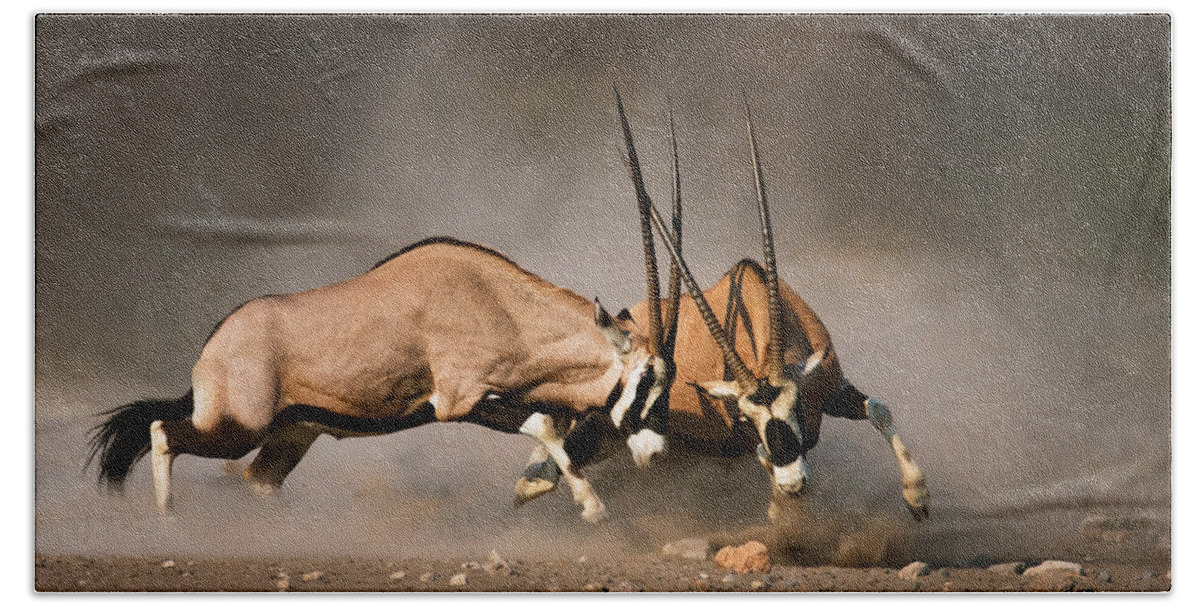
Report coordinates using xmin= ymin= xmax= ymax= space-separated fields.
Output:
xmin=519 ymin=413 xmax=608 ymax=523
xmin=513 ymin=444 xmax=560 ymax=507
xmin=515 ymin=411 xmax=621 ymax=507
xmin=242 ymin=424 xmax=322 ymax=495
xmin=866 ymin=399 xmax=930 ymax=521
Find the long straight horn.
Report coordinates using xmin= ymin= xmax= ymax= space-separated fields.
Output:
xmin=647 ymin=198 xmax=758 ymax=392
xmin=744 ymin=95 xmax=785 ymax=382
xmin=615 ymin=87 xmax=662 ymax=357
xmin=663 ymin=104 xmax=684 ymax=359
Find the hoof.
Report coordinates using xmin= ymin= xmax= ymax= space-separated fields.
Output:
xmin=513 ymin=476 xmax=557 ymax=508
xmin=907 ymin=502 xmax=929 ymax=522
xmin=580 ymin=502 xmax=609 ymax=524
xmin=249 ymin=481 xmax=280 ymax=497
xmin=904 ymin=481 xmax=930 ymax=522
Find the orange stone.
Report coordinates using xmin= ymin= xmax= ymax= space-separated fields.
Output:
xmin=713 ymin=541 xmax=771 ymax=574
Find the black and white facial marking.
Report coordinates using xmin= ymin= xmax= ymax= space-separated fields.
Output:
xmin=594 ymin=299 xmax=669 ymax=468
xmin=609 ymin=354 xmax=670 ymax=468
xmin=738 ymin=380 xmax=810 ymax=495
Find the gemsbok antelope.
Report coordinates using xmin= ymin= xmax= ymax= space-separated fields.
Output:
xmin=515 ymin=93 xmax=930 ymax=522
xmin=86 ymin=236 xmax=677 ymax=523
xmin=204 ymin=108 xmax=690 ymax=517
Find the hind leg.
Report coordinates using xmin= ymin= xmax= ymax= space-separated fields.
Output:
xmin=149 ymin=421 xmax=174 ymax=515
xmin=241 ymin=424 xmax=321 ymax=496
xmin=150 ymin=418 xmax=262 ymax=515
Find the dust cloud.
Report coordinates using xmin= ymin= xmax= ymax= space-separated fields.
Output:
xmin=35 ymin=15 xmax=1169 ymax=566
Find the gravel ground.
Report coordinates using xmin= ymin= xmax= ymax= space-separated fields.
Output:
xmin=35 ymin=554 xmax=1170 ymax=593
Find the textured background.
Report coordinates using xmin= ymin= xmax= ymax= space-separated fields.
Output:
xmin=35 ymin=14 xmax=1169 ymax=564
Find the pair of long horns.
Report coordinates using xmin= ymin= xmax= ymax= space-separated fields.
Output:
xmin=615 ymin=89 xmax=786 ymax=392
xmin=615 ymin=87 xmax=682 ymax=361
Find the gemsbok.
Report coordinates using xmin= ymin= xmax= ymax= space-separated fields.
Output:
xmin=86 ymin=235 xmax=678 ymax=523
xmin=515 ymin=92 xmax=930 ymax=522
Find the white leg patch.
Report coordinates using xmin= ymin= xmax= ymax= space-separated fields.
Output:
xmin=519 ymin=413 xmax=608 ymax=523
xmin=625 ymin=428 xmax=666 ymax=469
xmin=150 ymin=420 xmax=174 ymax=515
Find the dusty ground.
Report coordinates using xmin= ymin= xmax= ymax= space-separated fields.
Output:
xmin=35 ymin=553 xmax=1170 ymax=593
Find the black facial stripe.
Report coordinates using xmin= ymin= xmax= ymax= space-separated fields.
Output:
xmin=748 ymin=383 xmax=783 ymax=407
xmin=763 ymin=418 xmax=803 ymax=466
xmin=618 ymin=368 xmax=657 ymax=433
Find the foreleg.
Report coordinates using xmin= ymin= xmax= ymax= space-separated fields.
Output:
xmin=866 ymin=399 xmax=930 ymax=521
xmin=519 ymin=413 xmax=608 ymax=523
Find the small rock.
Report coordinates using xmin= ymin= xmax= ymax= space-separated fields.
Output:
xmin=181 ymin=572 xmax=192 ymax=578
xmin=750 ymin=580 xmax=766 ymax=590
xmin=160 ymin=560 xmax=176 ymax=568
xmin=301 ymin=571 xmax=323 ymax=582
xmin=898 ymin=561 xmax=930 ymax=580
xmin=419 ymin=572 xmax=435 ymax=582
xmin=275 ymin=579 xmax=289 ymax=592
xmin=449 ymin=573 xmax=468 ymax=587
xmin=713 ymin=540 xmax=771 ymax=574
xmin=461 ymin=561 xmax=481 ymax=570
xmin=698 ymin=572 xmax=709 ymax=580
xmin=722 ymin=574 xmax=736 ymax=584
xmin=186 ymin=561 xmax=195 ymax=567
xmin=584 ymin=582 xmax=602 ymax=591
xmin=487 ymin=549 xmax=514 ymax=575
xmin=661 ymin=537 xmax=710 ymax=560
xmin=1096 ymin=571 xmax=1112 ymax=584
xmin=578 ymin=555 xmax=588 ymax=563
xmin=389 ymin=570 xmax=407 ymax=580
xmin=986 ymin=562 xmax=1026 ymax=575
xmin=1023 ymin=560 xmax=1084 ymax=577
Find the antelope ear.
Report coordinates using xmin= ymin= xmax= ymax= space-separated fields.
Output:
xmin=595 ymin=299 xmax=632 ymax=353
xmin=616 ymin=308 xmax=633 ymax=323
xmin=698 ymin=380 xmax=741 ymax=400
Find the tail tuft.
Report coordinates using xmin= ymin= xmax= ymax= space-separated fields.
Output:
xmin=85 ymin=391 xmax=194 ymax=491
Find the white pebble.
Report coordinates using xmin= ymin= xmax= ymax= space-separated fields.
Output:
xmin=898 ymin=561 xmax=930 ymax=580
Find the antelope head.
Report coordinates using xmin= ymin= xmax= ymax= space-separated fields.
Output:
xmin=604 ymin=88 xmax=686 ymax=469
xmin=628 ymin=94 xmax=823 ymax=496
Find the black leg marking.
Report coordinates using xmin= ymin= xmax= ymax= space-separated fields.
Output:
xmin=564 ymin=411 xmax=620 ymax=467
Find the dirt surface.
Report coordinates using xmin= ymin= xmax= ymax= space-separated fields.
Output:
xmin=35 ymin=553 xmax=1170 ymax=593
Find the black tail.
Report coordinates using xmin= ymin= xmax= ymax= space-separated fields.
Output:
xmin=85 ymin=391 xmax=194 ymax=492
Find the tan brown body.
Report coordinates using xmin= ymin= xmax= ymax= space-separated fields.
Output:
xmin=90 ymin=237 xmax=666 ymax=522
xmin=628 ymin=259 xmax=856 ymax=456
xmin=194 ymin=238 xmax=624 ymax=436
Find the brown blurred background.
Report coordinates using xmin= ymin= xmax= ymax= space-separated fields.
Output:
xmin=35 ymin=14 xmax=1169 ymax=565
